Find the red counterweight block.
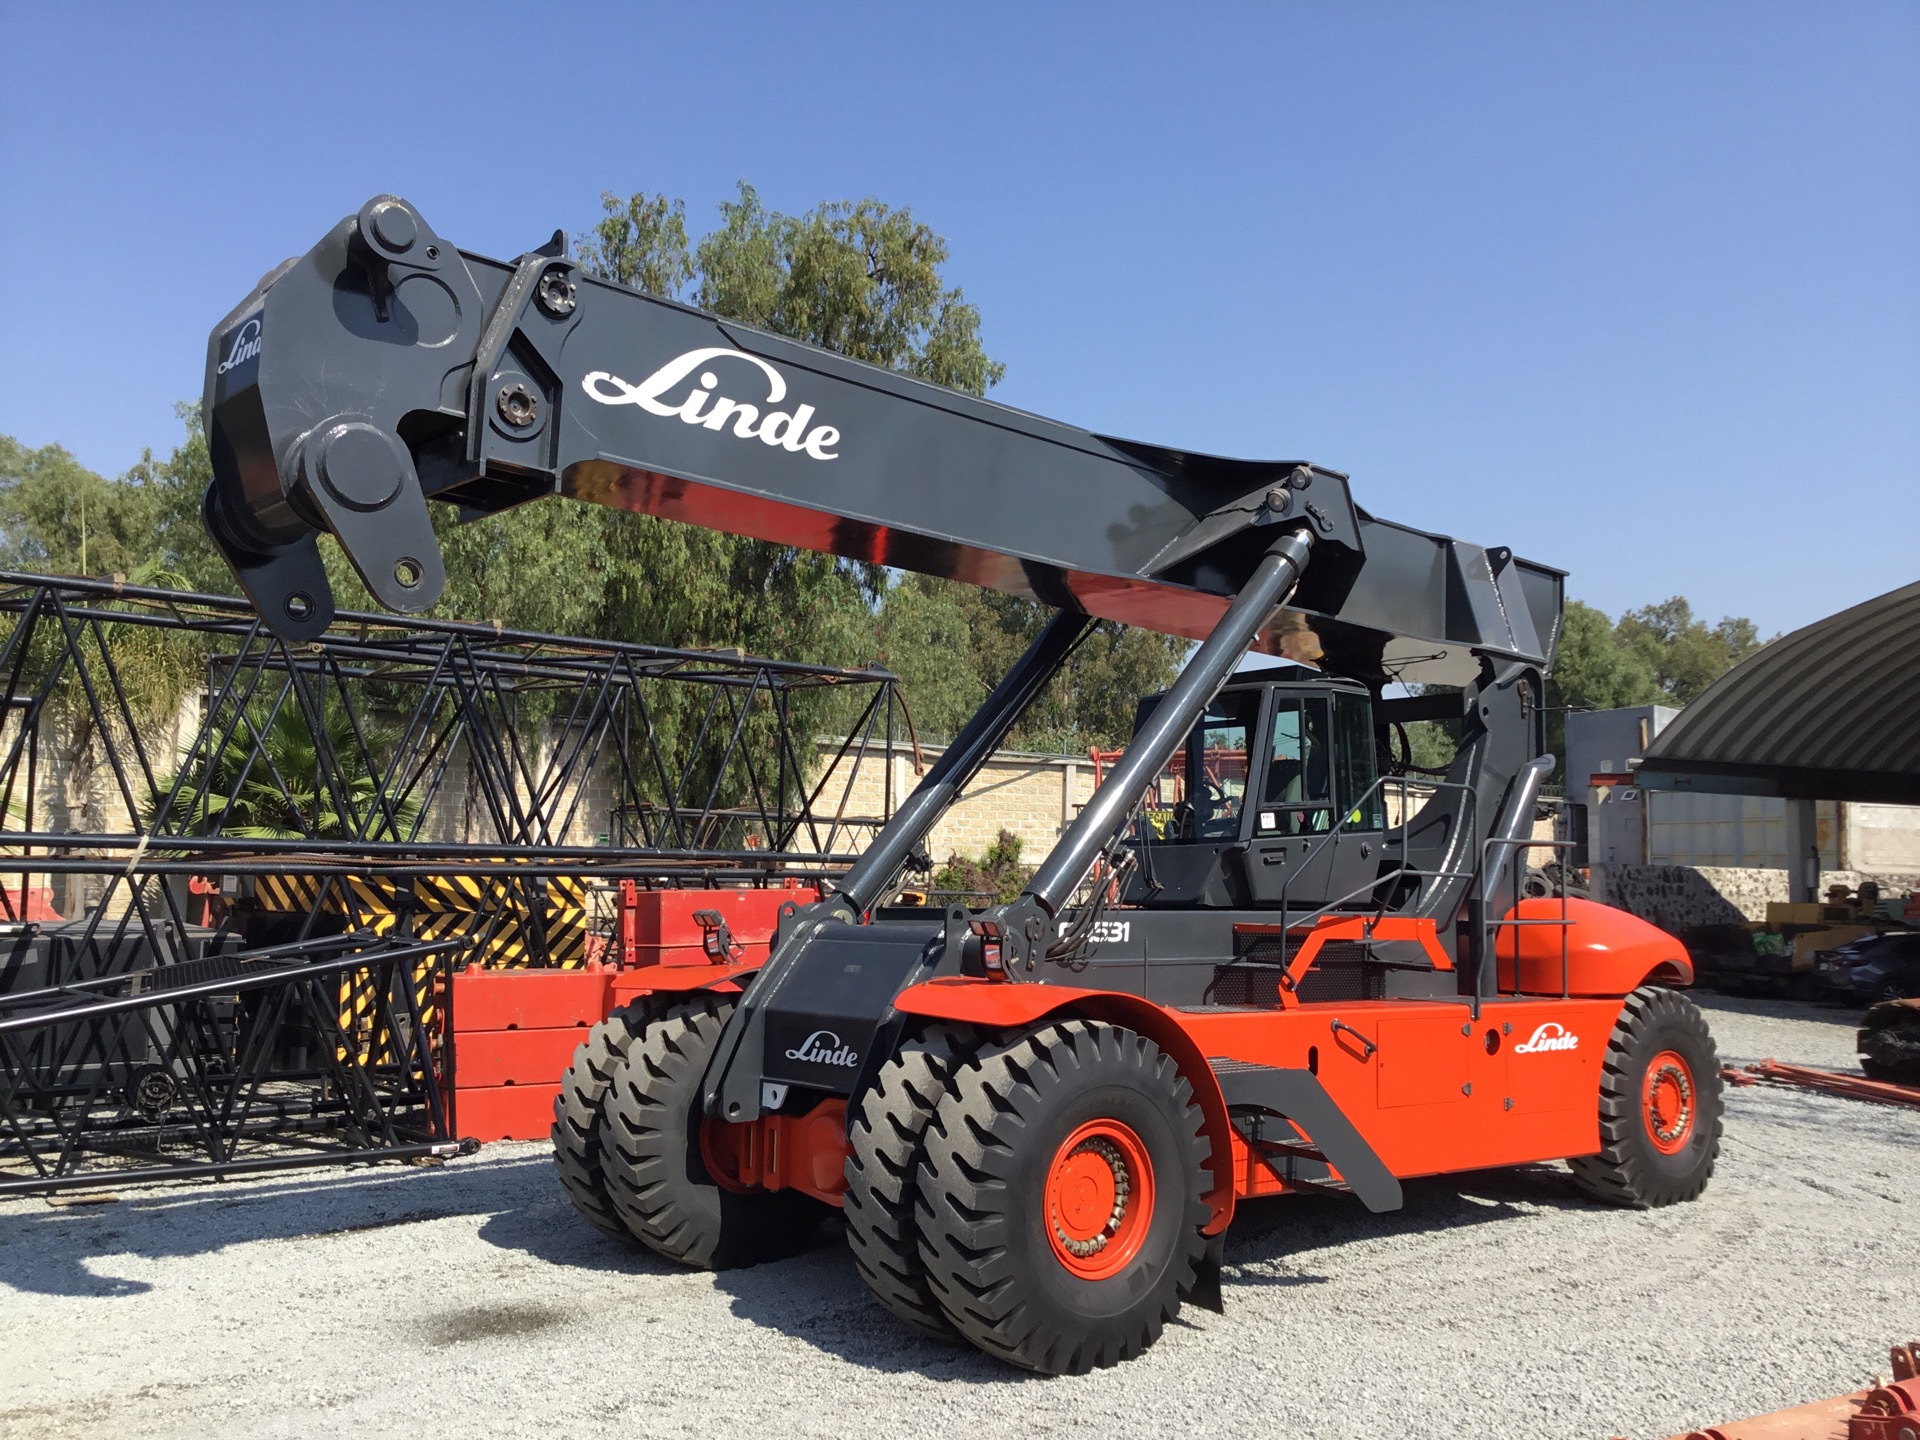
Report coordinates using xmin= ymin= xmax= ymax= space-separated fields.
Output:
xmin=614 ymin=879 xmax=820 ymax=968
xmin=450 ymin=882 xmax=823 ymax=1140
xmin=450 ymin=968 xmax=615 ymax=1141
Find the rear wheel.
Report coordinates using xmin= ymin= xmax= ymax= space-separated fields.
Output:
xmin=914 ymin=1020 xmax=1209 ymax=1374
xmin=600 ymin=993 xmax=819 ymax=1269
xmin=551 ymin=1002 xmax=651 ymax=1242
xmin=843 ymin=1024 xmax=980 ymax=1341
xmin=1570 ymin=986 xmax=1723 ymax=1208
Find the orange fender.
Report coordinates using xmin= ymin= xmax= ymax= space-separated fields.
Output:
xmin=1496 ymin=897 xmax=1692 ymax=997
xmin=894 ymin=978 xmax=1240 ymax=1235
xmin=610 ymin=965 xmax=752 ymax=1007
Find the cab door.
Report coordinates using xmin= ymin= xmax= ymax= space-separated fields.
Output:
xmin=1244 ymin=692 xmax=1384 ymax=909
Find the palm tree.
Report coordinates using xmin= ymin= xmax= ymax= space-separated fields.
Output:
xmin=148 ymin=699 xmax=422 ymax=842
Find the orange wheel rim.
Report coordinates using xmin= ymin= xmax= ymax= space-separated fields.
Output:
xmin=1642 ymin=1049 xmax=1696 ymax=1155
xmin=1044 ymin=1118 xmax=1155 ymax=1280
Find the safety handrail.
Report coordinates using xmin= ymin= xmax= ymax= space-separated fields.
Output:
xmin=1252 ymin=771 xmax=1482 ymax=975
xmin=1475 ymin=834 xmax=1577 ymax=1017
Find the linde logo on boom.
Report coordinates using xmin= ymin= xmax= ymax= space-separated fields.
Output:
xmin=216 ymin=318 xmax=261 ymax=376
xmin=784 ymin=1030 xmax=860 ymax=1068
xmin=582 ymin=347 xmax=841 ymax=460
xmin=1513 ymin=1022 xmax=1580 ymax=1054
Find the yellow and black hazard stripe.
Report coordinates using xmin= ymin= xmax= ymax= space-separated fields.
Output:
xmin=542 ymin=876 xmax=589 ymax=969
xmin=253 ymin=873 xmax=321 ymax=912
xmin=261 ymin=867 xmax=592 ymax=997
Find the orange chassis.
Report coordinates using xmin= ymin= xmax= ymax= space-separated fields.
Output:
xmin=611 ymin=899 xmax=1692 ymax=1236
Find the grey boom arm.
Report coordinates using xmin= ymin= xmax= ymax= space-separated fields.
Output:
xmin=201 ymin=196 xmax=1561 ymax=691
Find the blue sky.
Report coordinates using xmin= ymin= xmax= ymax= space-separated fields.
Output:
xmin=1 ymin=2 xmax=1913 ymax=637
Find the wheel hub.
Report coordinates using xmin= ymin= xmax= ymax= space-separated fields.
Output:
xmin=1643 ymin=1049 xmax=1696 ymax=1154
xmin=1045 ymin=1120 xmax=1155 ymax=1279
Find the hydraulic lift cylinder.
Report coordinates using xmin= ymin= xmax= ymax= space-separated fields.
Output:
xmin=1024 ymin=528 xmax=1315 ymax=914
xmin=833 ymin=609 xmax=1094 ymax=913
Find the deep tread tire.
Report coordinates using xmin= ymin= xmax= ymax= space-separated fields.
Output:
xmin=551 ymin=1002 xmax=653 ymax=1242
xmin=1570 ymin=986 xmax=1724 ymax=1208
xmin=843 ymin=1024 xmax=979 ymax=1341
xmin=914 ymin=1020 xmax=1209 ymax=1375
xmin=600 ymin=994 xmax=819 ymax=1269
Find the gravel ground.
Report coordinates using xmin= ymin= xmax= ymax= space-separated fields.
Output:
xmin=1 ymin=994 xmax=1912 ymax=1440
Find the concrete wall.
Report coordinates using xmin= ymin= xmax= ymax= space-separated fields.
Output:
xmin=808 ymin=740 xmax=1094 ymax=869
xmin=1849 ymin=804 xmax=1920 ymax=874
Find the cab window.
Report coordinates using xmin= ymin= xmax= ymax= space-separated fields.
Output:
xmin=1334 ymin=695 xmax=1385 ymax=831
xmin=1192 ymin=692 xmax=1257 ymax=839
xmin=1259 ymin=697 xmax=1331 ymax=834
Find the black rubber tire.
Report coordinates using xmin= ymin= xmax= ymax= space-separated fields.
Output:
xmin=842 ymin=1024 xmax=980 ymax=1342
xmin=600 ymin=993 xmax=820 ymax=1269
xmin=1570 ymin=986 xmax=1724 ymax=1208
xmin=1859 ymin=1022 xmax=1920 ymax=1085
xmin=550 ymin=1002 xmax=653 ymax=1242
xmin=914 ymin=1020 xmax=1209 ymax=1375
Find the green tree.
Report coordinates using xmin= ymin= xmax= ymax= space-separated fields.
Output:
xmin=1549 ymin=600 xmax=1665 ymax=714
xmin=931 ymin=829 xmax=1033 ymax=904
xmin=1543 ymin=596 xmax=1768 ymax=781
xmin=568 ymin=182 xmax=1025 ymax=749
xmin=115 ymin=405 xmax=235 ymax=593
xmin=0 ymin=436 xmax=153 ymax=577
xmin=1616 ymin=596 xmax=1767 ymax=704
xmin=695 ymin=183 xmax=1005 ymax=396
xmin=871 ymin=575 xmax=1187 ymax=751
xmin=871 ymin=574 xmax=988 ymax=742
xmin=574 ymin=190 xmax=694 ymax=299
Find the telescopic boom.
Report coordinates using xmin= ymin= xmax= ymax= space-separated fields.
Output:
xmin=201 ymin=196 xmax=1560 ymax=692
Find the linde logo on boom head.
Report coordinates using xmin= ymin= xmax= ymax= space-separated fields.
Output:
xmin=784 ymin=1029 xmax=860 ymax=1068
xmin=1513 ymin=1022 xmax=1580 ymax=1054
xmin=582 ymin=347 xmax=842 ymax=461
xmin=216 ymin=318 xmax=262 ymax=376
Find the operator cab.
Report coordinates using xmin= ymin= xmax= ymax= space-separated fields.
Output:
xmin=1125 ymin=673 xmax=1386 ymax=911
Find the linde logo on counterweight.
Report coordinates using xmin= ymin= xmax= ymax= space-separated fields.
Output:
xmin=1513 ymin=1022 xmax=1580 ymax=1054
xmin=582 ymin=347 xmax=842 ymax=460
xmin=784 ymin=1030 xmax=860 ymax=1068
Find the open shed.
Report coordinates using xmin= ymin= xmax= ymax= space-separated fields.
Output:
xmin=1634 ymin=579 xmax=1920 ymax=898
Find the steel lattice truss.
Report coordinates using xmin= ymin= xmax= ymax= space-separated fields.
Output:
xmin=0 ymin=572 xmax=904 ymax=1191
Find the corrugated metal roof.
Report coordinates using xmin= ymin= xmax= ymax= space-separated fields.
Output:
xmin=1635 ymin=579 xmax=1920 ymax=805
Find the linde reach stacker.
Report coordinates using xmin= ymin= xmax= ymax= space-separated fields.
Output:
xmin=199 ymin=196 xmax=1723 ymax=1374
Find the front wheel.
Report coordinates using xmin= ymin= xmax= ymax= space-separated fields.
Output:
xmin=1570 ymin=986 xmax=1724 ymax=1208
xmin=913 ymin=1020 xmax=1210 ymax=1374
xmin=599 ymin=993 xmax=820 ymax=1269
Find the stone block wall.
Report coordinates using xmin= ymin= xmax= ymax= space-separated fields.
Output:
xmin=1594 ymin=863 xmax=1918 ymax=933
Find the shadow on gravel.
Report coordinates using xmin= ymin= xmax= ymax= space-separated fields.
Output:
xmin=1223 ymin=1161 xmax=1588 ymax=1274
xmin=702 ymin=1161 xmax=1594 ymax=1377
xmin=711 ymin=1233 xmax=1036 ymax=1385
xmin=0 ymin=1150 xmax=554 ymax=1297
xmin=473 ymin=1194 xmax=680 ymax=1279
